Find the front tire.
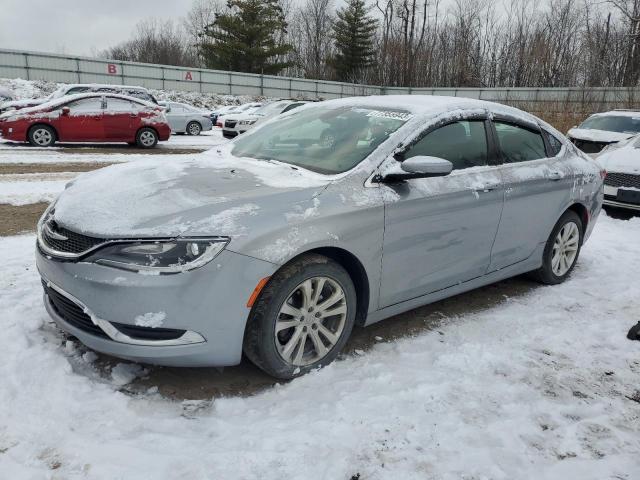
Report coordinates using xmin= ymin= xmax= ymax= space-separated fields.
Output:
xmin=186 ymin=121 xmax=202 ymax=136
xmin=136 ymin=128 xmax=158 ymax=148
xmin=28 ymin=125 xmax=56 ymax=147
xmin=532 ymin=210 xmax=583 ymax=284
xmin=243 ymin=254 xmax=357 ymax=379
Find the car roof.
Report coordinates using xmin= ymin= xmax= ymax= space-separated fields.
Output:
xmin=318 ymin=95 xmax=529 ymax=116
xmin=590 ymin=110 xmax=640 ymax=118
xmin=17 ymin=92 xmax=158 ymax=114
xmin=62 ymin=83 xmax=150 ymax=93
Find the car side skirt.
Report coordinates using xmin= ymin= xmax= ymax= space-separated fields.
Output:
xmin=364 ymin=243 xmax=545 ymax=326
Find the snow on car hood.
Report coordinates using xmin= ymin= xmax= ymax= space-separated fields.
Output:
xmin=567 ymin=127 xmax=634 ymax=143
xmin=52 ymin=149 xmax=333 ymax=238
xmin=596 ymin=137 xmax=640 ymax=173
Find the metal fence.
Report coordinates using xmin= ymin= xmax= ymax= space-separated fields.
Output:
xmin=2 ymin=48 xmax=640 ymax=113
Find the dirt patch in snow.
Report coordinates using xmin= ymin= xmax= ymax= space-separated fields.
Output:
xmin=0 ymin=202 xmax=48 ymax=236
xmin=0 ymin=144 xmax=207 ymax=155
xmin=0 ymin=162 xmax=115 ymax=175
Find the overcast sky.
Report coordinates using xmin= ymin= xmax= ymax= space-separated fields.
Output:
xmin=0 ymin=0 xmax=191 ymax=56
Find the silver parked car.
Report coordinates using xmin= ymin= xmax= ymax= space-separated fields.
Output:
xmin=160 ymin=101 xmax=213 ymax=135
xmin=36 ymin=96 xmax=604 ymax=379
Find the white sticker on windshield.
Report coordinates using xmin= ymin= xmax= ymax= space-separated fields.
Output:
xmin=366 ymin=110 xmax=414 ymax=121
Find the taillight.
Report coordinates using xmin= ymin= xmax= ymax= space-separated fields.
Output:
xmin=600 ymin=169 xmax=607 ymax=179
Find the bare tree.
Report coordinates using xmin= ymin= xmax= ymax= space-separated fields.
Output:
xmin=103 ymin=19 xmax=198 ymax=67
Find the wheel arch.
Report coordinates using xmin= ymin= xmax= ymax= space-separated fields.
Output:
xmin=137 ymin=125 xmax=159 ymax=137
xmin=291 ymin=246 xmax=370 ymax=326
xmin=27 ymin=122 xmax=58 ymax=142
xmin=566 ymin=202 xmax=589 ymax=237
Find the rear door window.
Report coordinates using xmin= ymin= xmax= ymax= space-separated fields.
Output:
xmin=404 ymin=120 xmax=489 ymax=170
xmin=65 ymin=97 xmax=104 ymax=113
xmin=106 ymin=98 xmax=136 ymax=112
xmin=494 ymin=122 xmax=546 ymax=162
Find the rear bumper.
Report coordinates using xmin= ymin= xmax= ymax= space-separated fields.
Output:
xmin=36 ymin=246 xmax=276 ymax=367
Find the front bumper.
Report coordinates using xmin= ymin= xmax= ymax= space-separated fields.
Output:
xmin=37 ymin=246 xmax=276 ymax=367
xmin=222 ymin=128 xmax=241 ymax=138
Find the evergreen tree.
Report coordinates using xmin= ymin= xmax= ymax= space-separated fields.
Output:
xmin=200 ymin=0 xmax=293 ymax=75
xmin=331 ymin=0 xmax=377 ymax=82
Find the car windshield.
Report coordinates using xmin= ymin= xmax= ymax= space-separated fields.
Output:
xmin=231 ymin=105 xmax=413 ymax=174
xmin=579 ymin=115 xmax=640 ymax=134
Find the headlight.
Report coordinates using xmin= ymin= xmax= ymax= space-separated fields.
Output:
xmin=87 ymin=238 xmax=228 ymax=274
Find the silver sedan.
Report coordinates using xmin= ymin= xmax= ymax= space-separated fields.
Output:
xmin=36 ymin=96 xmax=604 ymax=379
xmin=161 ymin=101 xmax=213 ymax=135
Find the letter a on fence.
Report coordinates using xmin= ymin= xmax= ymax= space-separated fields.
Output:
xmin=185 ymin=72 xmax=193 ymax=81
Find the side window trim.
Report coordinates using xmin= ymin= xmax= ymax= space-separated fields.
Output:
xmin=491 ymin=118 xmax=548 ymax=163
xmin=395 ymin=112 xmax=489 ymax=161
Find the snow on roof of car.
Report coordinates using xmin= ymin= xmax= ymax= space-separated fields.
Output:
xmin=0 ymin=93 xmax=159 ymax=121
xmin=59 ymin=83 xmax=151 ymax=92
xmin=317 ymin=94 xmax=535 ymax=119
xmin=5 ymin=92 xmax=159 ymax=116
xmin=589 ymin=110 xmax=640 ymax=118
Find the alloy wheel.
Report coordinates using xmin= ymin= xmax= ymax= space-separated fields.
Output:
xmin=188 ymin=122 xmax=201 ymax=135
xmin=275 ymin=276 xmax=347 ymax=366
xmin=551 ymin=221 xmax=580 ymax=276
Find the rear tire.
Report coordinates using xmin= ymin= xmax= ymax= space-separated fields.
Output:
xmin=531 ymin=210 xmax=583 ymax=285
xmin=186 ymin=121 xmax=202 ymax=136
xmin=28 ymin=125 xmax=56 ymax=147
xmin=243 ymin=254 xmax=357 ymax=379
xmin=136 ymin=128 xmax=158 ymax=149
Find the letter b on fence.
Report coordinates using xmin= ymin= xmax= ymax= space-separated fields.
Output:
xmin=107 ymin=64 xmax=118 ymax=75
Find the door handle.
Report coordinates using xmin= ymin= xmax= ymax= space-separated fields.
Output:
xmin=547 ymin=171 xmax=563 ymax=181
xmin=474 ymin=182 xmax=500 ymax=193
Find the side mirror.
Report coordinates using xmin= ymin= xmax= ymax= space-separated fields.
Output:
xmin=382 ymin=156 xmax=453 ymax=182
xmin=61 ymin=106 xmax=70 ymax=115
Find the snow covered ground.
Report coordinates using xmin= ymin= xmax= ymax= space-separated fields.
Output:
xmin=0 ymin=131 xmax=227 ymax=205
xmin=0 ymin=172 xmax=74 ymax=205
xmin=0 ymin=130 xmax=226 ymax=155
xmin=0 ymin=213 xmax=639 ymax=479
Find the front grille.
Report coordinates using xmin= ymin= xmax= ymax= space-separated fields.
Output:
xmin=43 ymin=281 xmax=108 ymax=339
xmin=225 ymin=120 xmax=237 ymax=128
xmin=111 ymin=322 xmax=186 ymax=341
xmin=41 ymin=219 xmax=106 ymax=255
xmin=605 ymin=172 xmax=640 ymax=189
xmin=571 ymin=138 xmax=609 ymax=154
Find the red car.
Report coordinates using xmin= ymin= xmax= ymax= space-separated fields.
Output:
xmin=0 ymin=93 xmax=171 ymax=148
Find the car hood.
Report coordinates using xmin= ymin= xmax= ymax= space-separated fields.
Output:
xmin=225 ymin=113 xmax=261 ymax=121
xmin=567 ymin=127 xmax=634 ymax=143
xmin=52 ymin=149 xmax=334 ymax=239
xmin=596 ymin=141 xmax=640 ymax=174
